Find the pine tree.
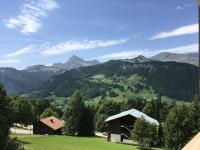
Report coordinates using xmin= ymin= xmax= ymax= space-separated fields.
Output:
xmin=62 ymin=90 xmax=84 ymax=135
xmin=0 ymin=84 xmax=13 ymax=149
xmin=78 ymin=107 xmax=94 ymax=136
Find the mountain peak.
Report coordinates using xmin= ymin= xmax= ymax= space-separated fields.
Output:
xmin=136 ymin=55 xmax=147 ymax=59
xmin=67 ymin=55 xmax=84 ymax=63
xmin=131 ymin=55 xmax=150 ymax=63
xmin=52 ymin=55 xmax=99 ymax=70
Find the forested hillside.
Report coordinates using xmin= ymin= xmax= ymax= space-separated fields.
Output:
xmin=0 ymin=67 xmax=58 ymax=94
xmin=0 ymin=56 xmax=99 ymax=95
xmin=34 ymin=60 xmax=198 ymax=102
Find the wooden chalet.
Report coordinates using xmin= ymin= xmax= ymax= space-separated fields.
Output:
xmin=33 ymin=116 xmax=64 ymax=135
xmin=105 ymin=108 xmax=159 ymax=143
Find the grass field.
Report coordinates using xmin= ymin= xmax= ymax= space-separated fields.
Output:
xmin=15 ymin=135 xmax=163 ymax=150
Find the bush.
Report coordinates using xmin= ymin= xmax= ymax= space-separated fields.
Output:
xmin=131 ymin=117 xmax=157 ymax=148
xmin=3 ymin=138 xmax=24 ymax=150
xmin=40 ymin=108 xmax=59 ymax=119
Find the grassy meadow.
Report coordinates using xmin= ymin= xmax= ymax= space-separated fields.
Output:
xmin=15 ymin=135 xmax=163 ymax=150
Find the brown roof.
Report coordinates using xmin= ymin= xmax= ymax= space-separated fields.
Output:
xmin=40 ymin=116 xmax=64 ymax=131
xmin=182 ymin=132 xmax=200 ymax=150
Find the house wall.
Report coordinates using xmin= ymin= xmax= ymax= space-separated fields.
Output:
xmin=110 ymin=134 xmax=121 ymax=143
xmin=107 ymin=115 xmax=136 ymax=141
xmin=33 ymin=121 xmax=62 ymax=135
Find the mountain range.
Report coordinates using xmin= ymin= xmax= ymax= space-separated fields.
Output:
xmin=34 ymin=58 xmax=197 ymax=102
xmin=0 ymin=56 xmax=99 ymax=94
xmin=151 ymin=52 xmax=198 ymax=66
xmin=0 ymin=52 xmax=198 ymax=101
xmin=25 ymin=55 xmax=100 ymax=73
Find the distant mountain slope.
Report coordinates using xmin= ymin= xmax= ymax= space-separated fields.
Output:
xmin=35 ymin=60 xmax=198 ymax=102
xmin=130 ymin=55 xmax=151 ymax=63
xmin=151 ymin=52 xmax=198 ymax=66
xmin=52 ymin=55 xmax=100 ymax=70
xmin=0 ymin=55 xmax=100 ymax=94
xmin=25 ymin=65 xmax=65 ymax=73
xmin=0 ymin=67 xmax=56 ymax=94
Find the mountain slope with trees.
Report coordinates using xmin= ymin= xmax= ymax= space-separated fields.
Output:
xmin=35 ymin=60 xmax=198 ymax=102
xmin=0 ymin=56 xmax=99 ymax=95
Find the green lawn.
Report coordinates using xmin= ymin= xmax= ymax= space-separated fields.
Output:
xmin=15 ymin=135 xmax=163 ymax=150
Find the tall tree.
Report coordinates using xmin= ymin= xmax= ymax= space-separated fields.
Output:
xmin=164 ymin=104 xmax=196 ymax=150
xmin=62 ymin=90 xmax=84 ymax=135
xmin=121 ymin=97 xmax=146 ymax=112
xmin=40 ymin=108 xmax=59 ymax=119
xmin=34 ymin=99 xmax=51 ymax=119
xmin=78 ymin=107 xmax=95 ymax=136
xmin=94 ymin=100 xmax=121 ymax=132
xmin=142 ymin=97 xmax=175 ymax=122
xmin=131 ymin=117 xmax=157 ymax=148
xmin=0 ymin=84 xmax=13 ymax=149
xmin=12 ymin=98 xmax=34 ymax=125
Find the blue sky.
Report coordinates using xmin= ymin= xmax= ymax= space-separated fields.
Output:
xmin=0 ymin=0 xmax=198 ymax=69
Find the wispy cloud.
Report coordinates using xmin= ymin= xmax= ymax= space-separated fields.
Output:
xmin=150 ymin=23 xmax=198 ymax=40
xmin=159 ymin=43 xmax=198 ymax=54
xmin=176 ymin=3 xmax=193 ymax=10
xmin=98 ymin=50 xmax=148 ymax=60
xmin=5 ymin=45 xmax=35 ymax=58
xmin=0 ymin=59 xmax=20 ymax=64
xmin=40 ymin=38 xmax=129 ymax=56
xmin=98 ymin=43 xmax=198 ymax=61
xmin=4 ymin=0 xmax=58 ymax=35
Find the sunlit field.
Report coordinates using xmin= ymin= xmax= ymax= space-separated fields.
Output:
xmin=15 ymin=135 xmax=163 ymax=150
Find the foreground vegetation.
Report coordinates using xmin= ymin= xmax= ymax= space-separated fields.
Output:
xmin=15 ymin=135 xmax=163 ymax=150
xmin=1 ymin=82 xmax=200 ymax=150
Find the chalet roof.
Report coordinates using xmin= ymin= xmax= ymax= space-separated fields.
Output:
xmin=105 ymin=108 xmax=159 ymax=125
xmin=182 ymin=132 xmax=200 ymax=150
xmin=40 ymin=116 xmax=64 ymax=131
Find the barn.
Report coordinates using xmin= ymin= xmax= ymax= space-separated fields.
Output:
xmin=33 ymin=116 xmax=64 ymax=135
xmin=105 ymin=108 xmax=159 ymax=143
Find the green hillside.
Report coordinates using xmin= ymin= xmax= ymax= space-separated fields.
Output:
xmin=29 ymin=60 xmax=198 ymax=102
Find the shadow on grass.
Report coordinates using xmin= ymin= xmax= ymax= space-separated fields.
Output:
xmin=17 ymin=140 xmax=32 ymax=145
xmin=137 ymin=146 xmax=159 ymax=150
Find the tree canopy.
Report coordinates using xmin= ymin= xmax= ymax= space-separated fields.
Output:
xmin=62 ymin=90 xmax=85 ymax=135
xmin=0 ymin=84 xmax=13 ymax=149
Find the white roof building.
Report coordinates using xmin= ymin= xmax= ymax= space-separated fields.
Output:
xmin=105 ymin=108 xmax=159 ymax=125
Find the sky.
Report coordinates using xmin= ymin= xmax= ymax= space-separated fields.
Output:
xmin=0 ymin=0 xmax=198 ymax=69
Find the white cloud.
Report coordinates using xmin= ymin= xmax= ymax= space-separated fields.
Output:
xmin=158 ymin=43 xmax=198 ymax=54
xmin=98 ymin=43 xmax=198 ymax=61
xmin=150 ymin=23 xmax=198 ymax=40
xmin=4 ymin=0 xmax=58 ymax=35
xmin=98 ymin=50 xmax=149 ymax=60
xmin=0 ymin=59 xmax=20 ymax=64
xmin=40 ymin=38 xmax=128 ymax=56
xmin=176 ymin=3 xmax=193 ymax=10
xmin=5 ymin=45 xmax=35 ymax=58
